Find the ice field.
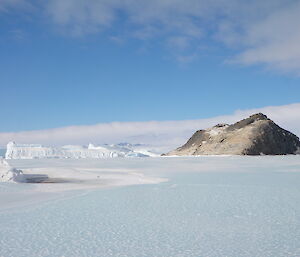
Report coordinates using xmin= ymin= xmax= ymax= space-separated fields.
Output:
xmin=0 ymin=156 xmax=300 ymax=257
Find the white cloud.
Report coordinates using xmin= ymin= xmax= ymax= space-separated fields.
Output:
xmin=1 ymin=103 xmax=300 ymax=152
xmin=233 ymin=1 xmax=300 ymax=74
xmin=0 ymin=0 xmax=33 ymax=12
xmin=3 ymin=0 xmax=300 ymax=73
xmin=45 ymin=0 xmax=117 ymax=36
xmin=43 ymin=0 xmax=300 ymax=74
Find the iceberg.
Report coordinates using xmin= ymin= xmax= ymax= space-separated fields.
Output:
xmin=5 ymin=141 xmax=156 ymax=159
xmin=0 ymin=157 xmax=25 ymax=182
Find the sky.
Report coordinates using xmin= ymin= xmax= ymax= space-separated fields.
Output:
xmin=1 ymin=0 xmax=300 ymax=146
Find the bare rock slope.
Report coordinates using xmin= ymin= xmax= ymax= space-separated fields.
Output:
xmin=164 ymin=113 xmax=300 ymax=156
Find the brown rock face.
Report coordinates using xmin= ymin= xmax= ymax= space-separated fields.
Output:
xmin=164 ymin=113 xmax=300 ymax=156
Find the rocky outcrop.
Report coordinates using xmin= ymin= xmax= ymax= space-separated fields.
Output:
xmin=164 ymin=113 xmax=300 ymax=156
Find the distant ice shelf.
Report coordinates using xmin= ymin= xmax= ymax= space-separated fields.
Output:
xmin=5 ymin=142 xmax=159 ymax=159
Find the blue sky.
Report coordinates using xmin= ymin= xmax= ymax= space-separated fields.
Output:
xmin=1 ymin=0 xmax=300 ymax=133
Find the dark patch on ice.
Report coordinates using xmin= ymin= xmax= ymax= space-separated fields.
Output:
xmin=0 ymin=148 xmax=6 ymax=157
xmin=23 ymin=174 xmax=78 ymax=184
xmin=22 ymin=174 xmax=109 ymax=184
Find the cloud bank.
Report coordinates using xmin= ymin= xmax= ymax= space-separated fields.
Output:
xmin=1 ymin=103 xmax=300 ymax=151
xmin=2 ymin=0 xmax=300 ymax=74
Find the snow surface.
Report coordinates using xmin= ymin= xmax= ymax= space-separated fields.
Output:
xmin=5 ymin=141 xmax=159 ymax=159
xmin=0 ymin=156 xmax=300 ymax=257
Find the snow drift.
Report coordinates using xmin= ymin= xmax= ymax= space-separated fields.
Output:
xmin=5 ymin=142 xmax=158 ymax=159
xmin=0 ymin=158 xmax=25 ymax=182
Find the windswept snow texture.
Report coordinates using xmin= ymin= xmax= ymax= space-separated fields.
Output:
xmin=0 ymin=156 xmax=300 ymax=257
xmin=5 ymin=142 xmax=158 ymax=159
xmin=0 ymin=158 xmax=25 ymax=182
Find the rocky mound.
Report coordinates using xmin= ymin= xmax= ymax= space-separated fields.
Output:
xmin=164 ymin=113 xmax=300 ymax=156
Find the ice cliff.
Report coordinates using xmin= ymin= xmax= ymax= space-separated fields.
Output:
xmin=5 ymin=142 xmax=156 ymax=159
